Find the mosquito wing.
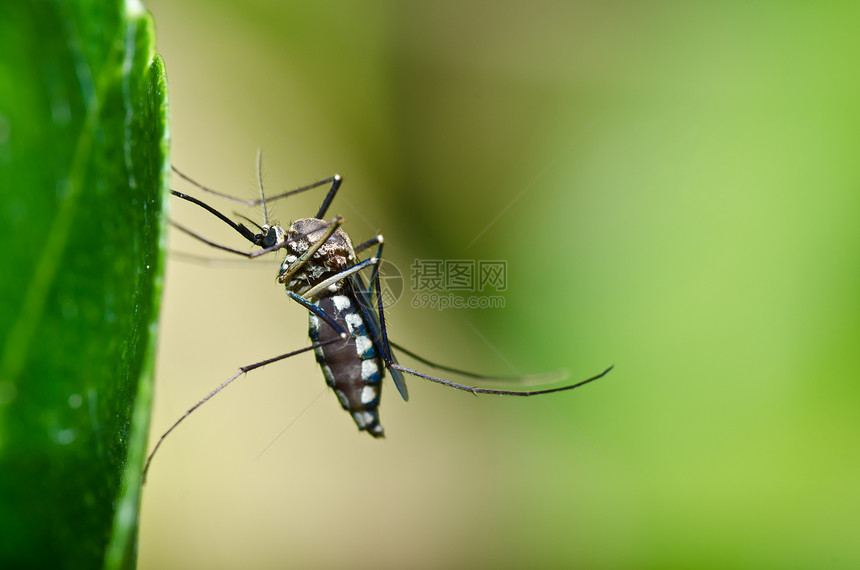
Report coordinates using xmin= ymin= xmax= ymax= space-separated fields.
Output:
xmin=348 ymin=273 xmax=409 ymax=401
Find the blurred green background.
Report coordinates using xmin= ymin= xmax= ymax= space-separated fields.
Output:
xmin=139 ymin=1 xmax=860 ymax=568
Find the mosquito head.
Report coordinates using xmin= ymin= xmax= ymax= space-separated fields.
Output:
xmin=256 ymin=224 xmax=287 ymax=249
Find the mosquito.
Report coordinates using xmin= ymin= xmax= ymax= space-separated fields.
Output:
xmin=143 ymin=152 xmax=612 ymax=479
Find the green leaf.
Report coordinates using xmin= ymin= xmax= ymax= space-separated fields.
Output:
xmin=0 ymin=1 xmax=168 ymax=568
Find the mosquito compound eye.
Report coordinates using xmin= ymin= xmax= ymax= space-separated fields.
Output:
xmin=255 ymin=226 xmax=282 ymax=249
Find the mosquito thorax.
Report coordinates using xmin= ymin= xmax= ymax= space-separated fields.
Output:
xmin=278 ymin=218 xmax=357 ymax=293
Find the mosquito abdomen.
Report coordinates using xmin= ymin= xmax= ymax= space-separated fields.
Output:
xmin=309 ymin=293 xmax=385 ymax=437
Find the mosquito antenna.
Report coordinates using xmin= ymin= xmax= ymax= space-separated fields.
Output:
xmin=256 ymin=149 xmax=270 ymax=225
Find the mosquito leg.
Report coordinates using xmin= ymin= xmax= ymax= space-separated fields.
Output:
xmin=253 ymin=175 xmax=341 ymax=209
xmin=388 ymin=362 xmax=614 ymax=396
xmin=286 ymin=291 xmax=348 ymax=338
xmin=173 ymin=164 xmax=340 ymax=208
xmin=142 ymin=337 xmax=342 ymax=482
xmin=366 ymin=248 xmax=613 ymax=395
xmin=352 ymin=235 xmax=385 ymax=296
xmin=387 ymin=340 xmax=566 ymax=384
xmin=353 ymin=235 xmax=383 ymax=255
xmin=173 ymin=166 xmax=258 ymax=206
xmin=369 ymin=242 xmax=397 ymax=364
xmin=169 ymin=250 xmax=278 ymax=268
xmin=313 ymin=175 xmax=343 ymax=219
xmin=300 ymin=256 xmax=380 ymax=300
xmin=172 ymin=162 xmax=343 ymax=211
